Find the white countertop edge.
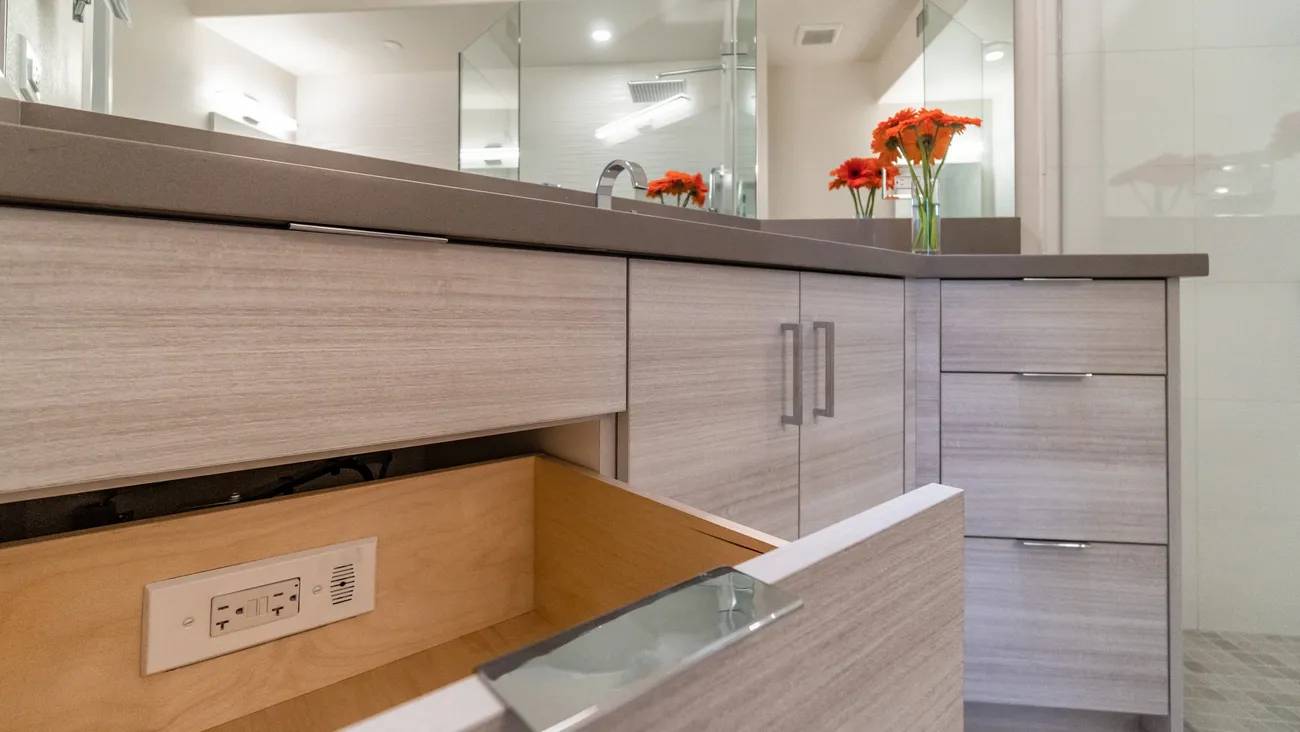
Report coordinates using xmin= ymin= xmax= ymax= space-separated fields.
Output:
xmin=344 ymin=483 xmax=963 ymax=732
xmin=344 ymin=675 xmax=505 ymax=732
xmin=738 ymin=483 xmax=963 ymax=584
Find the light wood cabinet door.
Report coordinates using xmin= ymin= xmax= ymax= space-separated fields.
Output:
xmin=942 ymin=373 xmax=1168 ymax=544
xmin=966 ymin=538 xmax=1169 ymax=715
xmin=798 ymin=273 xmax=905 ymax=535
xmin=941 ymin=280 xmax=1166 ymax=375
xmin=627 ymin=260 xmax=801 ymax=539
xmin=0 ymin=207 xmax=627 ymax=499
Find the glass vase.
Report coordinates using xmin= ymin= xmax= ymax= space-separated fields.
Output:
xmin=911 ymin=196 xmax=941 ymax=254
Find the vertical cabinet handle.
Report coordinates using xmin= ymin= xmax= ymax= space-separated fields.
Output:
xmin=781 ymin=323 xmax=803 ymax=426
xmin=813 ymin=321 xmax=835 ymax=418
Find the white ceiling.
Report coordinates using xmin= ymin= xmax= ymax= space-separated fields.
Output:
xmin=198 ymin=4 xmax=513 ymax=76
xmin=195 ymin=0 xmax=1010 ymax=85
xmin=758 ymin=0 xmax=918 ymax=68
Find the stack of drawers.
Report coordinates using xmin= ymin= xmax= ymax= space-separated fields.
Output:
xmin=939 ymin=279 xmax=1173 ymax=717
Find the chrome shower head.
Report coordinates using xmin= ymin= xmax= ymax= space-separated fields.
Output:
xmin=627 ymin=78 xmax=687 ymax=104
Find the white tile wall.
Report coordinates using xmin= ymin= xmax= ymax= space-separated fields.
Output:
xmin=1060 ymin=0 xmax=1300 ymax=635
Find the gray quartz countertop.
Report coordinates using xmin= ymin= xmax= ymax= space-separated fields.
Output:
xmin=0 ymin=100 xmax=1207 ymax=279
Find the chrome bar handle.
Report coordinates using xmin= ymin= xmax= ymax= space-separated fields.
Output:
xmin=1018 ymin=540 xmax=1091 ymax=549
xmin=1022 ymin=277 xmax=1094 ymax=282
xmin=781 ymin=323 xmax=802 ymax=426
xmin=1017 ymin=372 xmax=1094 ymax=379
xmin=813 ymin=321 xmax=835 ymax=418
xmin=289 ymin=223 xmax=449 ymax=243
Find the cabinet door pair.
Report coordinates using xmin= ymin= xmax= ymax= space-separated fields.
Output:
xmin=626 ymin=260 xmax=905 ymax=540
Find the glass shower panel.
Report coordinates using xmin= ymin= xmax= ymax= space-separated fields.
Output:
xmin=517 ymin=0 xmax=738 ymax=209
xmin=922 ymin=0 xmax=1015 ymax=217
xmin=725 ymin=0 xmax=759 ymax=217
xmin=459 ymin=4 xmax=520 ymax=181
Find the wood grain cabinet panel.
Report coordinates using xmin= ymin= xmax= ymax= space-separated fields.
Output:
xmin=798 ymin=273 xmax=904 ymax=535
xmin=627 ymin=260 xmax=801 ymax=539
xmin=966 ymin=538 xmax=1169 ymax=715
xmin=942 ymin=373 xmax=1168 ymax=544
xmin=941 ymin=280 xmax=1166 ymax=375
xmin=0 ymin=207 xmax=627 ymax=499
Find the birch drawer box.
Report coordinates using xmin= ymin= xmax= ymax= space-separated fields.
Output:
xmin=965 ymin=537 xmax=1169 ymax=716
xmin=940 ymin=279 xmax=1167 ymax=375
xmin=0 ymin=456 xmax=965 ymax=731
xmin=941 ymin=372 xmax=1168 ymax=544
xmin=0 ymin=206 xmax=627 ymax=500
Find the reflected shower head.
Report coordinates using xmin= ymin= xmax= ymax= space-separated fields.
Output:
xmin=628 ymin=78 xmax=687 ymax=104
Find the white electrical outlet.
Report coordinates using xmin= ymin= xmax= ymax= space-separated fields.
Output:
xmin=142 ymin=537 xmax=376 ymax=675
xmin=210 ymin=577 xmax=301 ymax=636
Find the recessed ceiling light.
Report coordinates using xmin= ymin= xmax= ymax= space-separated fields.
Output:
xmin=983 ymin=41 xmax=1010 ymax=63
xmin=591 ymin=28 xmax=612 ymax=43
xmin=383 ymin=39 xmax=404 ymax=51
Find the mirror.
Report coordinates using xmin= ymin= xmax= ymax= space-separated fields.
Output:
xmin=2 ymin=0 xmax=1012 ymax=220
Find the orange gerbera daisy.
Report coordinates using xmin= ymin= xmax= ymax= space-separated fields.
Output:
xmin=828 ymin=155 xmax=899 ymax=218
xmin=647 ymin=170 xmax=709 ymax=208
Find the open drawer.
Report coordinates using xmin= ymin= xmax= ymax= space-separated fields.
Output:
xmin=0 ymin=456 xmax=964 ymax=732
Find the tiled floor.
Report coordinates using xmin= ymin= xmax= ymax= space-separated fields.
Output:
xmin=1185 ymin=630 xmax=1300 ymax=731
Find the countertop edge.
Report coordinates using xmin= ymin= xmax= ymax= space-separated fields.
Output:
xmin=0 ymin=122 xmax=1208 ymax=279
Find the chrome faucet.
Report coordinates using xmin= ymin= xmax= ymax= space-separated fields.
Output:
xmin=595 ymin=160 xmax=648 ymax=210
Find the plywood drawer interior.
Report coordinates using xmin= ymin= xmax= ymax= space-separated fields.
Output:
xmin=0 ymin=456 xmax=776 ymax=732
xmin=965 ymin=538 xmax=1169 ymax=715
xmin=940 ymin=280 xmax=1166 ymax=375
xmin=941 ymin=372 xmax=1168 ymax=544
xmin=0 ymin=206 xmax=628 ymax=500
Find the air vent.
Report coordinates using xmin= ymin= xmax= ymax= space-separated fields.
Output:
xmin=796 ymin=24 xmax=842 ymax=47
xmin=330 ymin=562 xmax=356 ymax=605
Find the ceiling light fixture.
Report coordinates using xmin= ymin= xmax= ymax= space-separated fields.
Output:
xmin=983 ymin=41 xmax=1010 ymax=63
xmin=591 ymin=28 xmax=612 ymax=43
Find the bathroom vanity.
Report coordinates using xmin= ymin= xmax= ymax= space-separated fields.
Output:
xmin=0 ymin=101 xmax=1205 ymax=732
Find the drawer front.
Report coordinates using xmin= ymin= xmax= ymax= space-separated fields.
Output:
xmin=966 ymin=538 xmax=1169 ymax=715
xmin=0 ymin=207 xmax=628 ymax=498
xmin=942 ymin=373 xmax=1167 ymax=544
xmin=941 ymin=280 xmax=1166 ymax=374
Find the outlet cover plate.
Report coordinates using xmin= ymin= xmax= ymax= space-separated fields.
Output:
xmin=142 ymin=537 xmax=376 ymax=675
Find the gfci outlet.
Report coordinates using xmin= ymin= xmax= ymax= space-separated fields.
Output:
xmin=142 ymin=537 xmax=376 ymax=674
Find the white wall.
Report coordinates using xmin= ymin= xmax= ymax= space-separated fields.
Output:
xmin=110 ymin=0 xmax=294 ymax=132
xmin=766 ymin=62 xmax=877 ymax=220
xmin=1058 ymin=0 xmax=1300 ymax=635
xmin=5 ymin=0 xmax=84 ymax=107
xmin=520 ymin=60 xmax=723 ymax=199
xmin=296 ymin=70 xmax=459 ymax=169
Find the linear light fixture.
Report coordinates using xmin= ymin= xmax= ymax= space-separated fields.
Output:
xmin=594 ymin=94 xmax=692 ymax=145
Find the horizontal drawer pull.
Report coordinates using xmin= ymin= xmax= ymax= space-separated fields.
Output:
xmin=1016 ymin=372 xmax=1094 ymax=379
xmin=1017 ymin=540 xmax=1091 ymax=549
xmin=1021 ymin=277 xmax=1094 ymax=282
xmin=289 ymin=223 xmax=449 ymax=243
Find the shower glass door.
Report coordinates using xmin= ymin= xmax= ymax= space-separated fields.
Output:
xmin=722 ymin=0 xmax=758 ymax=217
xmin=458 ymin=4 xmax=521 ymax=181
xmin=921 ymin=0 xmax=1015 ymax=217
xmin=511 ymin=0 xmax=756 ymax=215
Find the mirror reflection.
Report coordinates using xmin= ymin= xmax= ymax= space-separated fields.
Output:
xmin=2 ymin=0 xmax=1011 ymax=220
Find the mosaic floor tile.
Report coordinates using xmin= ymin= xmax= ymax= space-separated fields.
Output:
xmin=1186 ymin=631 xmax=1300 ymax=731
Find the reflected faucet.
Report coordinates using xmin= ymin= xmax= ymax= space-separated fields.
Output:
xmin=595 ymin=160 xmax=648 ymax=210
